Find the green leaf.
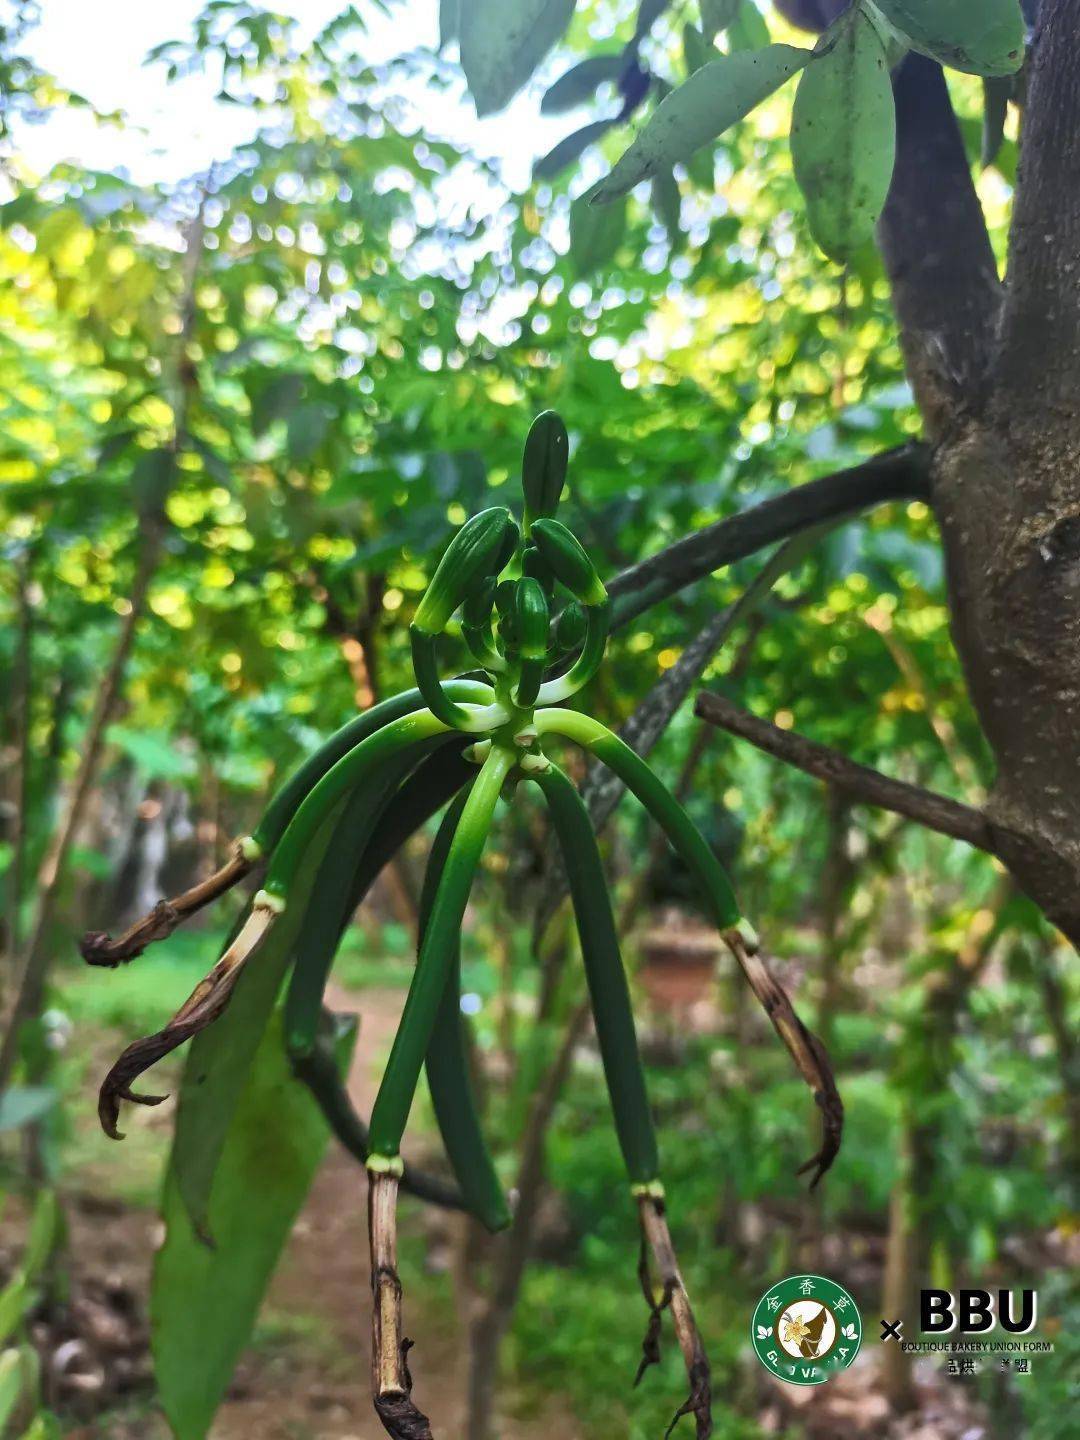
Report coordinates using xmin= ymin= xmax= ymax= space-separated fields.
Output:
xmin=726 ymin=0 xmax=770 ymax=52
xmin=170 ymin=810 xmax=340 ymax=1238
xmin=0 ymin=1349 xmax=23 ymax=1435
xmin=22 ymin=1192 xmax=59 ymax=1282
xmin=701 ymin=0 xmax=740 ymax=43
xmin=981 ymin=76 xmax=1010 ymax=168
xmin=439 ymin=0 xmax=460 ymax=48
xmin=791 ymin=13 xmax=896 ymax=263
xmin=0 ymin=1087 xmax=57 ymax=1133
xmin=153 ymin=1010 xmax=353 ymax=1440
xmin=106 ymin=725 xmax=198 ymax=783
xmin=590 ymin=46 xmax=809 ymax=202
xmin=460 ymin=0 xmax=576 ymax=117
xmin=569 ymin=193 xmax=627 ymax=275
xmin=683 ymin=24 xmax=711 ymax=75
xmin=871 ymin=0 xmax=1024 ymax=76
xmin=651 ymin=169 xmax=682 ymax=246
xmin=534 ymin=119 xmax=613 ymax=180
xmin=130 ymin=448 xmax=174 ymax=518
xmin=541 ymin=54 xmax=624 ymax=115
xmin=0 ymin=1280 xmax=31 ymax=1348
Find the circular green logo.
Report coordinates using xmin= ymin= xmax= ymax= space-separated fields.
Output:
xmin=750 ymin=1274 xmax=861 ymax=1386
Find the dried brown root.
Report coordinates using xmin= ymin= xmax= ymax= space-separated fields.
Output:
xmin=80 ymin=841 xmax=256 ymax=967
xmin=722 ymin=926 xmax=843 ymax=1187
xmin=369 ymin=1170 xmax=433 ymax=1440
xmin=636 ymin=1192 xmax=712 ymax=1439
xmin=97 ymin=899 xmax=278 ymax=1139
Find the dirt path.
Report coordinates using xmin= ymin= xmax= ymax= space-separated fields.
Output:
xmin=210 ymin=984 xmax=576 ymax=1440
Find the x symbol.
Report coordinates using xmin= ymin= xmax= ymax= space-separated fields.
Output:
xmin=880 ymin=1318 xmax=903 ymax=1343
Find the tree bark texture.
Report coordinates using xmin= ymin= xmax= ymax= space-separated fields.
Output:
xmin=878 ymin=4 xmax=1080 ymax=943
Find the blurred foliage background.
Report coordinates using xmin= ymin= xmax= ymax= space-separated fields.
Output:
xmin=0 ymin=2 xmax=1075 ymax=1438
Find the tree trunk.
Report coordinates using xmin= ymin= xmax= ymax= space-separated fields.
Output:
xmin=878 ymin=12 xmax=1080 ymax=943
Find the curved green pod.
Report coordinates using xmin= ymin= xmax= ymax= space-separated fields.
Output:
xmin=413 ymin=506 xmax=518 ymax=635
xmin=535 ymin=598 xmax=609 ymax=704
xmin=535 ymin=709 xmax=741 ymax=932
xmin=367 ymin=743 xmax=515 ymax=1161
xmin=421 ymin=790 xmax=511 ymax=1232
xmin=265 ymin=710 xmax=451 ymax=902
xmin=513 ymin=576 xmax=551 ymax=707
xmin=532 ymin=762 xmax=659 ymax=1186
xmin=530 ymin=518 xmax=607 ymax=606
xmin=251 ymin=679 xmax=493 ymax=853
xmin=283 ymin=739 xmax=449 ymax=1060
xmin=521 ymin=409 xmax=568 ymax=526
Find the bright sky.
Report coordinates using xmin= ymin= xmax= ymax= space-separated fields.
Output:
xmin=18 ymin=0 xmax=569 ymax=190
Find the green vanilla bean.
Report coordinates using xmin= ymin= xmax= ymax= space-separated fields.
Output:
xmin=529 ymin=518 xmax=607 ymax=606
xmin=421 ymin=790 xmax=511 ymax=1231
xmin=412 ymin=506 xmax=518 ymax=634
xmin=265 ymin=710 xmax=451 ymax=902
xmin=536 ymin=597 xmax=609 ymax=704
xmin=554 ymin=598 xmax=587 ymax=655
xmin=512 ymin=576 xmax=550 ymax=707
xmin=367 ymin=744 xmax=515 ymax=1160
xmin=533 ymin=763 xmax=659 ymax=1185
xmin=535 ymin=709 xmax=741 ymax=931
xmin=252 ymin=680 xmax=492 ymax=853
xmin=521 ymin=409 xmax=568 ymax=527
xmin=283 ymin=742 xmax=447 ymax=1059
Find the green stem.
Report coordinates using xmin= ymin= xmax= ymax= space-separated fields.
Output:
xmin=411 ymin=628 xmax=508 ymax=731
xmin=264 ymin=710 xmax=449 ymax=901
xmin=536 ymin=600 xmax=609 ymax=704
xmin=368 ymin=744 xmax=515 ymax=1160
xmin=535 ymin=709 xmax=741 ymax=931
xmin=532 ymin=763 xmax=659 ymax=1186
xmin=253 ymin=679 xmax=492 ymax=851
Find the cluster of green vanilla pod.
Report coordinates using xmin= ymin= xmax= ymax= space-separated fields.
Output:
xmin=93 ymin=410 xmax=828 ymax=1437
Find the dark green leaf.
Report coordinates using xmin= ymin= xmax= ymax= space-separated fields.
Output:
xmin=460 ymin=0 xmax=576 ymax=117
xmin=791 ymin=12 xmax=896 ymax=263
xmin=651 ymin=169 xmax=682 ymax=246
xmin=569 ymin=193 xmax=627 ymax=275
xmin=590 ymin=46 xmax=809 ymax=202
xmin=871 ymin=0 xmax=1024 ymax=76
xmin=726 ymin=0 xmax=770 ymax=52
xmin=153 ymin=1010 xmax=353 ymax=1440
xmin=541 ymin=55 xmax=625 ymax=115
xmin=170 ymin=811 xmax=340 ymax=1237
xmin=534 ymin=119 xmax=613 ymax=180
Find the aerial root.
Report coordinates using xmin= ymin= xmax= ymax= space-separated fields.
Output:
xmin=80 ymin=841 xmax=255 ymax=967
xmin=722 ymin=927 xmax=844 ymax=1187
xmin=369 ymin=1171 xmax=433 ymax=1440
xmin=97 ymin=900 xmax=277 ymax=1138
xmin=636 ymin=1194 xmax=712 ymax=1440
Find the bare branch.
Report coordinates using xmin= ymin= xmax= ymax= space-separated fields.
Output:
xmin=877 ymin=56 xmax=1001 ymax=435
xmin=80 ymin=842 xmax=255 ymax=967
xmin=694 ymin=690 xmax=1002 ymax=856
xmin=609 ymin=444 xmax=930 ymax=629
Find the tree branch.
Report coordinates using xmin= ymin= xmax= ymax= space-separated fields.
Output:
xmin=694 ymin=690 xmax=1002 ymax=856
xmin=608 ymin=444 xmax=930 ymax=629
xmin=877 ymin=56 xmax=1001 ymax=436
xmin=995 ymin=0 xmax=1080 ymax=422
